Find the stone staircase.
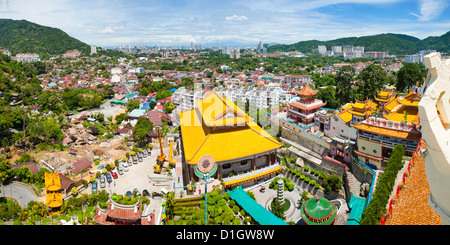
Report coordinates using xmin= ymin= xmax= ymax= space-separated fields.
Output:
xmin=346 ymin=171 xmax=361 ymax=197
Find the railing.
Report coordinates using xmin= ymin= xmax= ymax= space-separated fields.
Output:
xmin=351 ymin=153 xmax=376 ymax=209
xmin=379 ymin=138 xmax=423 ymax=225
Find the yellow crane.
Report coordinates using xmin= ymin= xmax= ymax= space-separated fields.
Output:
xmin=153 ymin=127 xmax=166 ymax=174
xmin=168 ymin=140 xmax=176 ymax=167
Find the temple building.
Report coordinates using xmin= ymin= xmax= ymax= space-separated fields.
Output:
xmin=179 ymin=92 xmax=283 ymax=189
xmin=353 ymin=117 xmax=421 ymax=169
xmin=93 ymin=197 xmax=154 ymax=225
xmin=381 ymin=90 xmax=421 ymax=124
xmin=337 ymin=99 xmax=378 ymax=125
xmin=374 ymin=89 xmax=396 ymax=107
xmin=44 ymin=172 xmax=63 ymax=213
xmin=287 ymin=86 xmax=326 ymax=127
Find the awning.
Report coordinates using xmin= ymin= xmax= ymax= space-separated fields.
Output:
xmin=228 ymin=185 xmax=287 ymax=225
xmin=224 ymin=165 xmax=281 ymax=187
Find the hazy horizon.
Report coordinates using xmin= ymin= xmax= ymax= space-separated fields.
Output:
xmin=1 ymin=0 xmax=449 ymax=47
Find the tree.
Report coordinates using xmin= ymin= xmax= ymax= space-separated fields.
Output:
xmin=317 ymin=85 xmax=339 ymax=109
xmin=61 ymin=88 xmax=80 ymax=110
xmin=396 ymin=63 xmax=425 ymax=92
xmin=335 ymin=65 xmax=355 ymax=105
xmin=126 ymin=99 xmax=140 ymax=112
xmin=356 ymin=64 xmax=387 ymax=100
xmin=164 ymin=102 xmax=175 ymax=113
xmin=132 ymin=117 xmax=153 ymax=146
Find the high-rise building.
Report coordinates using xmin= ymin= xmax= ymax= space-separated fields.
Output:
xmin=318 ymin=45 xmax=327 ymax=54
xmin=332 ymin=46 xmax=342 ymax=53
xmin=90 ymin=45 xmax=97 ymax=55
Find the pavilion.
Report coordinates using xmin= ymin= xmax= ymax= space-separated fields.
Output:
xmin=300 ymin=196 xmax=337 ymax=225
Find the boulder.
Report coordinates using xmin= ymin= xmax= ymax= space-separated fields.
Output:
xmin=68 ymin=127 xmax=77 ymax=136
xmin=99 ymin=142 xmax=111 ymax=148
xmin=86 ymin=127 xmax=98 ymax=136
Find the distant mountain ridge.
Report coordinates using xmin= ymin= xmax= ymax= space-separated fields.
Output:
xmin=0 ymin=19 xmax=90 ymax=57
xmin=267 ymin=31 xmax=450 ymax=55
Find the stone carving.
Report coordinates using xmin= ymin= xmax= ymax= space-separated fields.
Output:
xmin=418 ymin=52 xmax=450 ymax=224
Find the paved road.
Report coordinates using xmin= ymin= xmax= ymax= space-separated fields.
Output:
xmin=0 ymin=182 xmax=40 ymax=208
xmin=69 ymin=100 xmax=126 ymax=121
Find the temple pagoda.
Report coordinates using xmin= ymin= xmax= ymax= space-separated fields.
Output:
xmin=375 ymin=89 xmax=396 ymax=107
xmin=287 ymin=86 xmax=326 ymax=127
xmin=44 ymin=172 xmax=63 ymax=213
xmin=300 ymin=197 xmax=337 ymax=225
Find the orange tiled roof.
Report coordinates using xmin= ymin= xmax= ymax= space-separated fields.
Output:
xmin=354 ymin=123 xmax=421 ymax=141
xmin=289 ymin=101 xmax=326 ymax=110
xmin=298 ymin=86 xmax=317 ymax=97
xmin=385 ymin=144 xmax=442 ymax=225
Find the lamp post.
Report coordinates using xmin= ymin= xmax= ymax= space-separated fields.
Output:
xmin=195 ymin=155 xmax=217 ymax=225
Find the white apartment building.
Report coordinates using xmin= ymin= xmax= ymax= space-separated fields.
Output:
xmin=15 ymin=53 xmax=40 ymax=63
xmin=173 ymin=85 xmax=291 ymax=112
xmin=318 ymin=45 xmax=327 ymax=54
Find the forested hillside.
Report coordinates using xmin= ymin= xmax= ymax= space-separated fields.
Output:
xmin=0 ymin=19 xmax=90 ymax=57
xmin=268 ymin=32 xmax=450 ymax=55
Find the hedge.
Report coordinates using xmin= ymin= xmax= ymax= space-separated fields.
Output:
xmin=360 ymin=144 xmax=405 ymax=225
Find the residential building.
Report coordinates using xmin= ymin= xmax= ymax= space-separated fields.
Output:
xmin=318 ymin=45 xmax=327 ymax=55
xmin=405 ymin=54 xmax=424 ymax=64
xmin=14 ymin=53 xmax=40 ymax=63
xmin=364 ymin=51 xmax=388 ymax=59
xmin=332 ymin=46 xmax=342 ymax=53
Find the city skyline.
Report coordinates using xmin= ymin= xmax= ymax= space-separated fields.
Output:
xmin=0 ymin=0 xmax=449 ymax=47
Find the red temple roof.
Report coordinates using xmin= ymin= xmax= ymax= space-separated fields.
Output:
xmin=298 ymin=86 xmax=317 ymax=97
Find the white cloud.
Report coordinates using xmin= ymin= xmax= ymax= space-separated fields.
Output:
xmin=411 ymin=0 xmax=448 ymax=21
xmin=99 ymin=26 xmax=114 ymax=34
xmin=225 ymin=15 xmax=248 ymax=21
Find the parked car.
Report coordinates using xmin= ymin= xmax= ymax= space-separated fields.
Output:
xmin=117 ymin=166 xmax=124 ymax=175
xmin=142 ymin=189 xmax=150 ymax=197
xmin=92 ymin=181 xmax=98 ymax=193
xmin=122 ymin=163 xmax=129 ymax=172
xmin=100 ymin=176 xmax=106 ymax=188
xmin=110 ymin=169 xmax=118 ymax=179
xmin=133 ymin=188 xmax=141 ymax=196
xmin=105 ymin=172 xmax=112 ymax=183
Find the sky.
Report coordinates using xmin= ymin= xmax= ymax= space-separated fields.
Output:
xmin=0 ymin=0 xmax=449 ymax=47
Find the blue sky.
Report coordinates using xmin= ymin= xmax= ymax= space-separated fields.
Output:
xmin=0 ymin=0 xmax=449 ymax=47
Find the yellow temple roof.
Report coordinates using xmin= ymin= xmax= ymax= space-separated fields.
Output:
xmin=46 ymin=192 xmax=63 ymax=208
xmin=354 ymin=123 xmax=421 ymax=140
xmin=337 ymin=111 xmax=352 ymax=123
xmin=180 ymin=93 xmax=282 ymax=165
xmin=398 ymin=91 xmax=421 ymax=107
xmin=45 ymin=172 xmax=62 ymax=192
xmin=196 ymin=92 xmax=251 ymax=127
xmin=45 ymin=172 xmax=63 ymax=208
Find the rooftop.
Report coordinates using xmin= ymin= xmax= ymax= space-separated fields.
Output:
xmin=179 ymin=93 xmax=282 ymax=165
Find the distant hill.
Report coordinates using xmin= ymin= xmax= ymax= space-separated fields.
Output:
xmin=0 ymin=19 xmax=90 ymax=57
xmin=268 ymin=31 xmax=450 ymax=55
